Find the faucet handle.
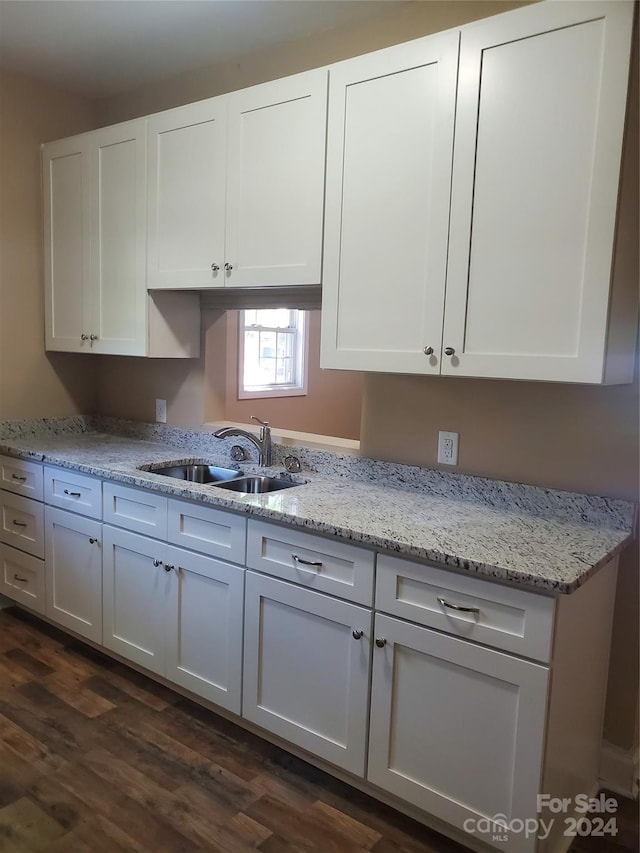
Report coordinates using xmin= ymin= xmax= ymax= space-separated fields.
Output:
xmin=251 ymin=415 xmax=269 ymax=428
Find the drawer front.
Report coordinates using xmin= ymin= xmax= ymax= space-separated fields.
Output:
xmin=0 ymin=455 xmax=43 ymax=501
xmin=376 ymin=554 xmax=555 ymax=662
xmin=167 ymin=499 xmax=246 ymax=565
xmin=0 ymin=492 xmax=45 ymax=558
xmin=246 ymin=519 xmax=375 ymax=605
xmin=103 ymin=482 xmax=167 ymax=538
xmin=0 ymin=543 xmax=45 ymax=614
xmin=45 ymin=467 xmax=102 ymax=519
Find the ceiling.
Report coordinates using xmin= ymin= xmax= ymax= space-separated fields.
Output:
xmin=0 ymin=0 xmax=396 ymax=99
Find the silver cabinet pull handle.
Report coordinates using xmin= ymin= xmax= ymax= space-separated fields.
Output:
xmin=352 ymin=629 xmax=363 ymax=640
xmin=13 ymin=574 xmax=28 ymax=582
xmin=12 ymin=519 xmax=27 ymax=527
xmin=63 ymin=489 xmax=81 ymax=497
xmin=224 ymin=262 xmax=233 ymax=272
xmin=292 ymin=554 xmax=322 ymax=568
xmin=80 ymin=334 xmax=89 ymax=341
xmin=423 ymin=346 xmax=434 ymax=355
xmin=437 ymin=596 xmax=480 ymax=616
xmin=153 ymin=559 xmax=162 ymax=567
xmin=444 ymin=347 xmax=455 ymax=356
xmin=89 ymin=537 xmax=98 ymax=545
xmin=164 ymin=564 xmax=174 ymax=573
xmin=11 ymin=474 xmax=26 ymax=482
xmin=211 ymin=263 xmax=220 ymax=272
xmin=375 ymin=638 xmax=386 ymax=648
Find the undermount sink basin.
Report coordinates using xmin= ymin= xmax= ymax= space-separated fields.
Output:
xmin=151 ymin=464 xmax=242 ymax=484
xmin=213 ymin=475 xmax=301 ymax=494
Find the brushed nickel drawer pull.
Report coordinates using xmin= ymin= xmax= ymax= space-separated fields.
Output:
xmin=12 ymin=519 xmax=27 ymax=527
xmin=438 ymin=596 xmax=480 ymax=616
xmin=164 ymin=564 xmax=174 ymax=573
xmin=352 ymin=629 xmax=363 ymax=640
xmin=153 ymin=559 xmax=162 ymax=567
xmin=11 ymin=474 xmax=26 ymax=482
xmin=89 ymin=537 xmax=98 ymax=545
xmin=292 ymin=554 xmax=323 ymax=569
xmin=375 ymin=638 xmax=386 ymax=648
xmin=13 ymin=574 xmax=28 ymax=582
xmin=63 ymin=489 xmax=82 ymax=497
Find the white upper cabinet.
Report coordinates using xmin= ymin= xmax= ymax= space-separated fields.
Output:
xmin=90 ymin=121 xmax=148 ymax=355
xmin=320 ymin=33 xmax=459 ymax=373
xmin=147 ymin=98 xmax=227 ymax=289
xmin=147 ymin=68 xmax=328 ymax=290
xmin=43 ymin=134 xmax=92 ymax=352
xmin=225 ymin=69 xmax=327 ymax=287
xmin=443 ymin=0 xmax=635 ymax=383
xmin=43 ymin=121 xmax=201 ymax=357
xmin=321 ymin=0 xmax=636 ymax=384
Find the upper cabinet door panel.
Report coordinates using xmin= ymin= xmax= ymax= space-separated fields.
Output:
xmin=43 ymin=136 xmax=92 ymax=352
xmin=320 ymin=33 xmax=459 ymax=373
xmin=90 ymin=120 xmax=148 ymax=356
xmin=443 ymin=1 xmax=634 ymax=383
xmin=224 ymin=68 xmax=328 ymax=287
xmin=147 ymin=99 xmax=228 ymax=290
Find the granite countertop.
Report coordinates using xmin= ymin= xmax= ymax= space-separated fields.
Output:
xmin=0 ymin=417 xmax=635 ymax=594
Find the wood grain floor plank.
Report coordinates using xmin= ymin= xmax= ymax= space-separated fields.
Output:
xmin=0 ymin=797 xmax=66 ymax=852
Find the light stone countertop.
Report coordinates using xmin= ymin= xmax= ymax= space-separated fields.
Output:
xmin=0 ymin=417 xmax=635 ymax=595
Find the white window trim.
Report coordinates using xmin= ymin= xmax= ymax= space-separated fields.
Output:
xmin=238 ymin=309 xmax=309 ymax=400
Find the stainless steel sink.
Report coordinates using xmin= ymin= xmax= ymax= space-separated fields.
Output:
xmin=150 ymin=464 xmax=242 ymax=483
xmin=213 ymin=475 xmax=301 ymax=494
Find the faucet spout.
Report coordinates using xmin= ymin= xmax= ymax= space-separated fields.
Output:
xmin=213 ymin=417 xmax=272 ymax=467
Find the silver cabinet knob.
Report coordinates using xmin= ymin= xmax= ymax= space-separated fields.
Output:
xmin=164 ymin=564 xmax=174 ymax=573
xmin=224 ymin=262 xmax=233 ymax=272
xmin=444 ymin=347 xmax=455 ymax=356
xmin=89 ymin=537 xmax=98 ymax=545
xmin=153 ymin=559 xmax=162 ymax=567
xmin=90 ymin=334 xmax=98 ymax=341
xmin=352 ymin=629 xmax=363 ymax=640
xmin=211 ymin=263 xmax=220 ymax=272
xmin=80 ymin=334 xmax=89 ymax=341
xmin=423 ymin=346 xmax=434 ymax=356
xmin=375 ymin=638 xmax=386 ymax=648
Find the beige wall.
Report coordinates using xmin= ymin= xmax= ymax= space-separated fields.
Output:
xmin=89 ymin=0 xmax=636 ymax=753
xmin=0 ymin=69 xmax=97 ymax=420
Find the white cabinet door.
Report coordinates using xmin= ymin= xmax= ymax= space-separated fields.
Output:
xmin=90 ymin=120 xmax=148 ymax=355
xmin=368 ymin=614 xmax=548 ymax=853
xmin=321 ymin=34 xmax=459 ymax=373
xmin=147 ymin=98 xmax=227 ymax=290
xmin=225 ymin=69 xmax=327 ymax=287
xmin=43 ymin=134 xmax=92 ymax=353
xmin=164 ymin=545 xmax=244 ymax=713
xmin=443 ymin=0 xmax=634 ymax=383
xmin=243 ymin=571 xmax=371 ymax=775
xmin=44 ymin=506 xmax=102 ymax=642
xmin=102 ymin=525 xmax=168 ymax=674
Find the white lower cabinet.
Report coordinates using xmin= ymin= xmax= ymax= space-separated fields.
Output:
xmin=368 ymin=613 xmax=549 ymax=853
xmin=44 ymin=506 xmax=102 ymax=643
xmin=102 ymin=525 xmax=244 ymax=712
xmin=242 ymin=570 xmax=372 ymax=775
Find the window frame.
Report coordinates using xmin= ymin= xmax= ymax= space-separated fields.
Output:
xmin=238 ymin=309 xmax=309 ymax=400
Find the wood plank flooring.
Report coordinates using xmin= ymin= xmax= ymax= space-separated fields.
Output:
xmin=0 ymin=607 xmax=637 ymax=853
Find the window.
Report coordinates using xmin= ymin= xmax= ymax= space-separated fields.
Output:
xmin=239 ymin=309 xmax=308 ymax=399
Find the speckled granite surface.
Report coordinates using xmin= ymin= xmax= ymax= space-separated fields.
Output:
xmin=0 ymin=416 xmax=635 ymax=594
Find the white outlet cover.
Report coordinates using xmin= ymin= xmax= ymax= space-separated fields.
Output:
xmin=155 ymin=398 xmax=167 ymax=423
xmin=437 ymin=431 xmax=458 ymax=465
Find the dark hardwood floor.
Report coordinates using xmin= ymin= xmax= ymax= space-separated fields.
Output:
xmin=0 ymin=607 xmax=637 ymax=853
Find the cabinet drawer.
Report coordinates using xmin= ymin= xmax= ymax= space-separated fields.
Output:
xmin=0 ymin=543 xmax=45 ymax=615
xmin=246 ymin=519 xmax=374 ymax=605
xmin=0 ymin=456 xmax=43 ymax=501
xmin=103 ymin=482 xmax=167 ymax=538
xmin=0 ymin=492 xmax=45 ymax=558
xmin=45 ymin=467 xmax=102 ymax=519
xmin=167 ymin=499 xmax=246 ymax=565
xmin=376 ymin=554 xmax=555 ymax=662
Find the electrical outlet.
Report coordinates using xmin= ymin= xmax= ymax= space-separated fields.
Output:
xmin=437 ymin=431 xmax=458 ymax=465
xmin=155 ymin=398 xmax=167 ymax=424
